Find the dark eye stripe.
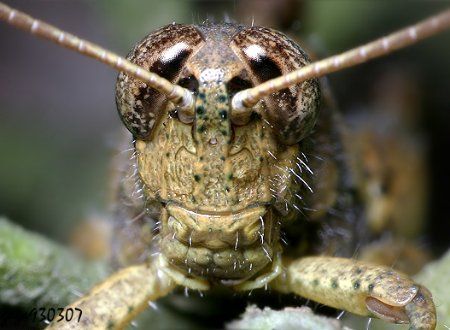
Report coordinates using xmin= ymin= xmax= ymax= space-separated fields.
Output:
xmin=226 ymin=76 xmax=253 ymax=96
xmin=150 ymin=45 xmax=192 ymax=81
xmin=247 ymin=55 xmax=282 ymax=82
xmin=245 ymin=52 xmax=294 ymax=109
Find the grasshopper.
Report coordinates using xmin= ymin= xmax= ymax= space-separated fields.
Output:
xmin=1 ymin=1 xmax=449 ymax=329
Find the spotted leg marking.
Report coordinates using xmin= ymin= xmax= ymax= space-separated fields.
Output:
xmin=272 ymin=257 xmax=436 ymax=329
xmin=47 ymin=258 xmax=177 ymax=330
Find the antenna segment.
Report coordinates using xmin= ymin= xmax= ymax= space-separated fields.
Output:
xmin=0 ymin=2 xmax=194 ymax=112
xmin=232 ymin=9 xmax=450 ymax=113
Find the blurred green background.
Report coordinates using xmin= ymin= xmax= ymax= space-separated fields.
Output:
xmin=0 ymin=0 xmax=450 ymax=329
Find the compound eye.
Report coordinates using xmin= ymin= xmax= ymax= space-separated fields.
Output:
xmin=116 ymin=24 xmax=204 ymax=140
xmin=232 ymin=27 xmax=320 ymax=145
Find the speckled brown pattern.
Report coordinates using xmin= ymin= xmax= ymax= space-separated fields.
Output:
xmin=116 ymin=24 xmax=204 ymax=139
xmin=232 ymin=26 xmax=320 ymax=145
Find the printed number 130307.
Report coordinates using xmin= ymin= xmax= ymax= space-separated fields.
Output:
xmin=29 ymin=307 xmax=82 ymax=324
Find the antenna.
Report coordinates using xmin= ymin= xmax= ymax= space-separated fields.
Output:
xmin=232 ymin=9 xmax=450 ymax=113
xmin=0 ymin=2 xmax=194 ymax=112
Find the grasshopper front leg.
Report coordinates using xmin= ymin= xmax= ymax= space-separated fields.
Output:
xmin=273 ymin=256 xmax=436 ymax=329
xmin=47 ymin=257 xmax=177 ymax=330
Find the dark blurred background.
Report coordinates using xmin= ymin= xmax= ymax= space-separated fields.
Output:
xmin=0 ymin=0 xmax=449 ymax=256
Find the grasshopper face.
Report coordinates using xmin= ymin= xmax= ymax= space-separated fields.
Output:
xmin=115 ymin=23 xmax=319 ymax=281
xmin=1 ymin=3 xmax=449 ymax=328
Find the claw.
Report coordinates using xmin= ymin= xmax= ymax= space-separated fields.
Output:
xmin=276 ymin=257 xmax=436 ymax=329
xmin=366 ymin=284 xmax=436 ymax=329
xmin=405 ymin=285 xmax=436 ymax=330
xmin=366 ymin=296 xmax=410 ymax=323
